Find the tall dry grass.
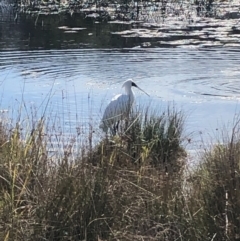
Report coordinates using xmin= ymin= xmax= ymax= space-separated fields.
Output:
xmin=0 ymin=104 xmax=188 ymax=241
xmin=187 ymin=121 xmax=240 ymax=241
xmin=1 ymin=102 xmax=240 ymax=240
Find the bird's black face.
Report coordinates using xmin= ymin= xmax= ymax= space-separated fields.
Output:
xmin=132 ymin=82 xmax=137 ymax=87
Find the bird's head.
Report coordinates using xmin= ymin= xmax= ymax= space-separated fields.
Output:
xmin=122 ymin=79 xmax=136 ymax=90
xmin=122 ymin=79 xmax=150 ymax=96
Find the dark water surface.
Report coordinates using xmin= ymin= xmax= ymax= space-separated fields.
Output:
xmin=1 ymin=9 xmax=240 ymax=153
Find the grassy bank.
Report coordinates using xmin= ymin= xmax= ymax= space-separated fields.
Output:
xmin=0 ymin=105 xmax=240 ymax=240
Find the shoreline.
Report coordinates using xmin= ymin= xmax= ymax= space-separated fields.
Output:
xmin=13 ymin=0 xmax=240 ymax=49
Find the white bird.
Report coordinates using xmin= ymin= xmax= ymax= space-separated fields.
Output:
xmin=100 ymin=79 xmax=149 ymax=134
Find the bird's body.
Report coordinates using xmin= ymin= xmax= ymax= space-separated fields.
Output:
xmin=100 ymin=93 xmax=134 ymax=132
xmin=100 ymin=79 xmax=149 ymax=134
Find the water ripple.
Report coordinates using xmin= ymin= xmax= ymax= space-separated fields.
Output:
xmin=1 ymin=48 xmax=240 ymax=100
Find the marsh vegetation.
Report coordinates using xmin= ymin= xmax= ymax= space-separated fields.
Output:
xmin=0 ymin=103 xmax=240 ymax=240
xmin=1 ymin=1 xmax=240 ymax=239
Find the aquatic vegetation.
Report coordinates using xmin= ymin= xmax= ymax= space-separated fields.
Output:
xmin=14 ymin=0 xmax=221 ymax=21
xmin=1 ymin=102 xmax=240 ymax=240
xmin=188 ymin=121 xmax=240 ymax=240
xmin=8 ymin=0 xmax=239 ymax=49
xmin=0 ymin=102 xmax=187 ymax=240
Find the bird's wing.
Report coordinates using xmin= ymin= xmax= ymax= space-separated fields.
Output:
xmin=111 ymin=94 xmax=122 ymax=101
xmin=102 ymin=94 xmax=131 ymax=122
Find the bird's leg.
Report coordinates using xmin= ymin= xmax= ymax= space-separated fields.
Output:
xmin=116 ymin=120 xmax=120 ymax=133
xmin=111 ymin=125 xmax=116 ymax=136
xmin=112 ymin=121 xmax=119 ymax=135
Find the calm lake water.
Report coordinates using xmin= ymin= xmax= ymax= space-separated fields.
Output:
xmin=1 ymin=10 xmax=240 ymax=152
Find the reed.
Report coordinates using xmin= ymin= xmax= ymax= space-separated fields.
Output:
xmin=187 ymin=121 xmax=240 ymax=240
xmin=2 ymin=100 xmax=240 ymax=240
xmin=0 ymin=103 xmax=187 ymax=240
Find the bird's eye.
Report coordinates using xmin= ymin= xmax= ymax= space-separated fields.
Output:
xmin=132 ymin=82 xmax=137 ymax=87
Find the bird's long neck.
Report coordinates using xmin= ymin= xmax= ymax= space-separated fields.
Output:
xmin=125 ymin=88 xmax=134 ymax=97
xmin=125 ymin=87 xmax=134 ymax=99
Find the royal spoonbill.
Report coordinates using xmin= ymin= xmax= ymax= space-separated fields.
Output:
xmin=99 ymin=79 xmax=149 ymax=134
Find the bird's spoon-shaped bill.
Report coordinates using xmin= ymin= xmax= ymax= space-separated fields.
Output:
xmin=135 ymin=85 xmax=150 ymax=97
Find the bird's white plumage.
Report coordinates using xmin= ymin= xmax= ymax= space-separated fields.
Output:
xmin=100 ymin=79 xmax=149 ymax=133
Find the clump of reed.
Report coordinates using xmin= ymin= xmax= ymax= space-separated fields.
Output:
xmin=187 ymin=121 xmax=240 ymax=240
xmin=2 ymin=102 xmax=240 ymax=240
xmin=0 ymin=104 xmax=188 ymax=241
